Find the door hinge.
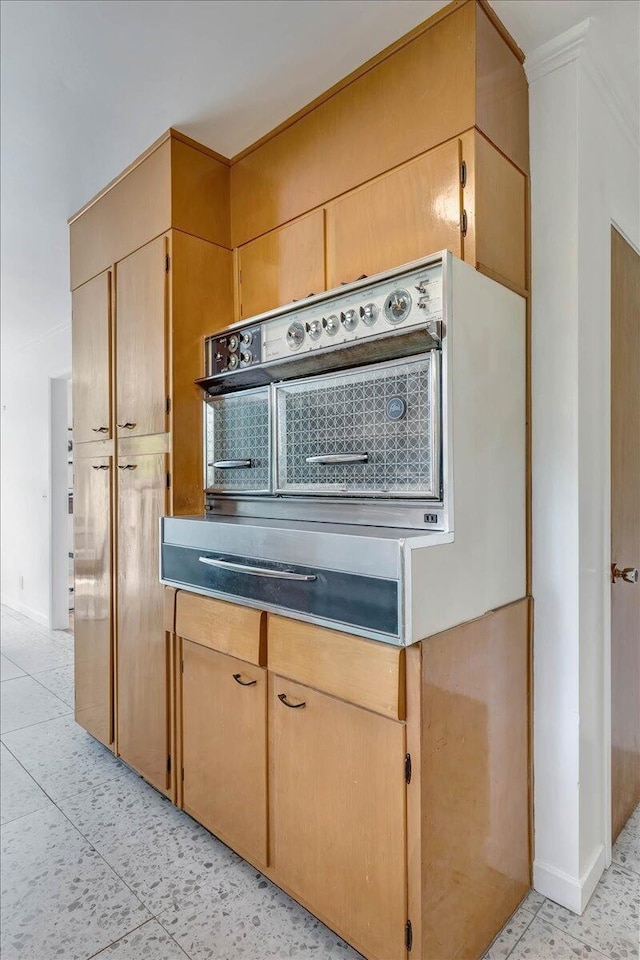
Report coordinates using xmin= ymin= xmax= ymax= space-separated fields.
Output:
xmin=461 ymin=209 xmax=468 ymax=237
xmin=166 ymin=472 xmax=171 ymax=489
xmin=460 ymin=160 xmax=467 ymax=188
xmin=165 ymin=396 xmax=171 ymax=416
xmin=404 ymin=753 xmax=412 ymax=785
xmin=167 ymin=755 xmax=172 ymax=773
xmin=165 ymin=253 xmax=170 ymax=273
xmin=405 ymin=919 xmax=413 ymax=952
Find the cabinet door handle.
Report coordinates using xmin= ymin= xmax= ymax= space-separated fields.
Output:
xmin=233 ymin=673 xmax=257 ymax=687
xmin=210 ymin=460 xmax=253 ymax=469
xmin=92 ymin=464 xmax=110 ymax=470
xmin=341 ymin=274 xmax=368 ymax=285
xmin=278 ymin=693 xmax=306 ymax=709
xmin=117 ymin=422 xmax=136 ymax=429
xmin=91 ymin=426 xmax=109 ymax=433
xmin=117 ymin=464 xmax=137 ymax=470
xmin=305 ymin=452 xmax=368 ymax=465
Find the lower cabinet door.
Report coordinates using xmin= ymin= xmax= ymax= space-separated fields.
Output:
xmin=116 ymin=451 xmax=169 ymax=792
xmin=74 ymin=456 xmax=113 ymax=746
xmin=269 ymin=676 xmax=407 ymax=960
xmin=182 ymin=641 xmax=268 ymax=865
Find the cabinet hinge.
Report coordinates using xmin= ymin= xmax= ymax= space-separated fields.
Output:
xmin=461 ymin=209 xmax=468 ymax=237
xmin=166 ymin=472 xmax=171 ymax=489
xmin=460 ymin=160 xmax=467 ymax=188
xmin=404 ymin=753 xmax=412 ymax=785
xmin=165 ymin=253 xmax=170 ymax=273
xmin=167 ymin=755 xmax=172 ymax=773
xmin=165 ymin=396 xmax=171 ymax=416
xmin=405 ymin=919 xmax=413 ymax=952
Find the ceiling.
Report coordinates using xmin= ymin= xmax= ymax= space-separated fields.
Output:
xmin=1 ymin=0 xmax=638 ymax=356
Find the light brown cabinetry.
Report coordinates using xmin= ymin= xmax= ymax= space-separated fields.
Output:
xmin=116 ymin=450 xmax=169 ymax=792
xmin=72 ymin=271 xmax=112 ymax=443
xmin=73 ymin=455 xmax=113 ymax=746
xmin=116 ymin=237 xmax=168 ymax=439
xmin=182 ymin=641 xmax=268 ymax=865
xmin=326 ymin=140 xmax=462 ymax=288
xmin=237 ymin=210 xmax=325 ymax=319
xmin=269 ymin=675 xmax=407 ymax=960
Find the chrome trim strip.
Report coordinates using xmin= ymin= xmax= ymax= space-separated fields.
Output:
xmin=198 ymin=556 xmax=317 ymax=582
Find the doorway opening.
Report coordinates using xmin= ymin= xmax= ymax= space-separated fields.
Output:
xmin=50 ymin=373 xmax=73 ymax=631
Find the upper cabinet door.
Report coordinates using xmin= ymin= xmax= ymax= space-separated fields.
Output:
xmin=72 ymin=271 xmax=111 ymax=443
xmin=326 ymin=139 xmax=462 ymax=288
xmin=116 ymin=236 xmax=168 ymax=438
xmin=237 ymin=210 xmax=325 ymax=320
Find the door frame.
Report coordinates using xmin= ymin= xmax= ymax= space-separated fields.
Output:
xmin=49 ymin=371 xmax=72 ymax=630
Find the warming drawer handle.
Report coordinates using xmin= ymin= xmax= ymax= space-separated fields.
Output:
xmin=198 ymin=556 xmax=317 ymax=582
xmin=232 ymin=673 xmax=257 ymax=687
xmin=117 ymin=422 xmax=137 ymax=430
xmin=305 ymin=453 xmax=369 ymax=465
xmin=209 ymin=459 xmax=253 ymax=469
xmin=278 ymin=693 xmax=306 ymax=709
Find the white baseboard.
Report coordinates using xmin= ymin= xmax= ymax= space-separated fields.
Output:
xmin=0 ymin=597 xmax=49 ymax=629
xmin=533 ymin=844 xmax=606 ymax=914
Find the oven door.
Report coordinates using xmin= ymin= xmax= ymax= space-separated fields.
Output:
xmin=204 ymin=386 xmax=271 ymax=494
xmin=275 ymin=354 xmax=440 ymax=498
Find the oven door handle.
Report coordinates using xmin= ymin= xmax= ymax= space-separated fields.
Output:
xmin=198 ymin=557 xmax=317 ymax=582
xmin=209 ymin=459 xmax=253 ymax=469
xmin=305 ymin=453 xmax=369 ymax=465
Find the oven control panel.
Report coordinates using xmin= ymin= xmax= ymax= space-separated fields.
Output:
xmin=204 ymin=258 xmax=443 ymax=378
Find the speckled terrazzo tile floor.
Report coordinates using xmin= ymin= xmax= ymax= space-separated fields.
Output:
xmin=1 ymin=606 xmax=639 ymax=960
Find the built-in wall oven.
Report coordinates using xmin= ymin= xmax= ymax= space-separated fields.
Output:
xmin=161 ymin=251 xmax=527 ymax=645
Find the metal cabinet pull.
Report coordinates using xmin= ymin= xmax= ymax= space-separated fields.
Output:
xmin=117 ymin=464 xmax=137 ymax=470
xmin=233 ymin=673 xmax=257 ymax=687
xmin=305 ymin=453 xmax=368 ymax=465
xmin=612 ymin=565 xmax=639 ymax=584
xmin=92 ymin=464 xmax=110 ymax=470
xmin=210 ymin=459 xmax=253 ymax=469
xmin=198 ymin=557 xmax=316 ymax=581
xmin=340 ymin=274 xmax=367 ymax=285
xmin=278 ymin=693 xmax=306 ymax=709
xmin=91 ymin=426 xmax=109 ymax=433
xmin=116 ymin=422 xmax=136 ymax=429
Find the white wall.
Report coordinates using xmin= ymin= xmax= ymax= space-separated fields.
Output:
xmin=527 ymin=10 xmax=640 ymax=914
xmin=1 ymin=324 xmax=71 ymax=626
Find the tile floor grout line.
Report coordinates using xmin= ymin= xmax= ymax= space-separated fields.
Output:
xmin=530 ymin=914 xmax=619 ymax=960
xmin=82 ymin=916 xmax=192 ymax=960
xmin=0 ymin=703 xmax=74 ymax=738
xmin=486 ymin=904 xmax=537 ymax=959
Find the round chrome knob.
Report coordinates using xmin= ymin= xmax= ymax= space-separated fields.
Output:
xmin=384 ymin=289 xmax=412 ymax=325
xmin=241 ymin=331 xmax=253 ymax=346
xmin=323 ymin=314 xmax=339 ymax=336
xmin=286 ymin=321 xmax=305 ymax=350
xmin=241 ymin=350 xmax=253 ymax=364
xmin=341 ymin=309 xmax=358 ymax=331
xmin=612 ymin=565 xmax=639 ymax=584
xmin=360 ymin=303 xmax=378 ymax=325
xmin=306 ymin=319 xmax=322 ymax=340
xmin=228 ymin=335 xmax=239 ymax=352
xmin=227 ymin=354 xmax=239 ymax=369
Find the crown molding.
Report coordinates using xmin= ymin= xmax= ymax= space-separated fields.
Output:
xmin=524 ymin=19 xmax=591 ymax=85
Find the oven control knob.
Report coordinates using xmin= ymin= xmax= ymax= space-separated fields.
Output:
xmin=227 ymin=354 xmax=239 ymax=369
xmin=384 ymin=289 xmax=412 ymax=325
xmin=323 ymin=314 xmax=339 ymax=336
xmin=241 ymin=331 xmax=253 ymax=346
xmin=341 ymin=309 xmax=358 ymax=331
xmin=228 ymin=335 xmax=239 ymax=352
xmin=360 ymin=303 xmax=378 ymax=325
xmin=241 ymin=350 xmax=253 ymax=364
xmin=305 ymin=318 xmax=322 ymax=340
xmin=286 ymin=321 xmax=305 ymax=350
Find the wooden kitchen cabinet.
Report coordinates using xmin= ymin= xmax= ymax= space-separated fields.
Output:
xmin=116 ymin=449 xmax=170 ymax=793
xmin=182 ymin=640 xmax=268 ymax=865
xmin=326 ymin=140 xmax=463 ymax=289
xmin=269 ymin=675 xmax=408 ymax=960
xmin=73 ymin=454 xmax=113 ymax=746
xmin=72 ymin=270 xmax=112 ymax=443
xmin=237 ymin=209 xmax=325 ymax=320
xmin=116 ymin=236 xmax=168 ymax=440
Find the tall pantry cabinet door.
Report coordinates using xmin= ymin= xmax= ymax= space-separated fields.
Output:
xmin=269 ymin=677 xmax=407 ymax=960
xmin=74 ymin=456 xmax=113 ymax=746
xmin=116 ymin=236 xmax=168 ymax=439
xmin=72 ymin=271 xmax=112 ymax=443
xmin=326 ymin=139 xmax=462 ymax=287
xmin=237 ymin=210 xmax=325 ymax=319
xmin=116 ymin=451 xmax=169 ymax=793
